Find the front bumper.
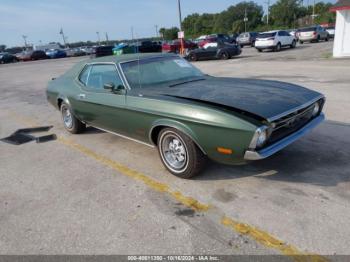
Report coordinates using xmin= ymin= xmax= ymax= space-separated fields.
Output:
xmin=244 ymin=113 xmax=324 ymax=160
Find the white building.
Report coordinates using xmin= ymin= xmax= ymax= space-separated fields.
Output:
xmin=331 ymin=0 xmax=350 ymax=57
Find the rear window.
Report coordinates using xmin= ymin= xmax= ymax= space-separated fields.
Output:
xmin=239 ymin=33 xmax=249 ymax=38
xmin=258 ymin=32 xmax=276 ymax=38
xmin=300 ymin=27 xmax=316 ymax=32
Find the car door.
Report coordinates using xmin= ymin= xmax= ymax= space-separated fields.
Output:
xmin=73 ymin=63 xmax=129 ymax=135
xmin=278 ymin=31 xmax=287 ymax=46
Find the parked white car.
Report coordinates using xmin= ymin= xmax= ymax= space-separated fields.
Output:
xmin=325 ymin=26 xmax=335 ymax=38
xmin=255 ymin=30 xmax=296 ymax=52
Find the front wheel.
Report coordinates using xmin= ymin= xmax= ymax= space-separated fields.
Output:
xmin=157 ymin=128 xmax=206 ymax=178
xmin=188 ymin=53 xmax=197 ymax=61
xmin=60 ymin=102 xmax=86 ymax=134
xmin=274 ymin=42 xmax=281 ymax=52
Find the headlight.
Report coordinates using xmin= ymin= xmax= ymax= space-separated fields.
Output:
xmin=249 ymin=126 xmax=268 ymax=149
xmin=312 ymin=102 xmax=320 ymax=116
xmin=256 ymin=129 xmax=267 ymax=147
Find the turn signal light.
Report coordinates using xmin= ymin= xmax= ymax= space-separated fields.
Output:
xmin=217 ymin=147 xmax=233 ymax=155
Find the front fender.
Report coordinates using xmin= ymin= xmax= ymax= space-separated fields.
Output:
xmin=149 ymin=119 xmax=206 ymax=154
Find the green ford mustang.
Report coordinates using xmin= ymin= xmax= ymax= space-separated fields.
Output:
xmin=47 ymin=53 xmax=325 ymax=178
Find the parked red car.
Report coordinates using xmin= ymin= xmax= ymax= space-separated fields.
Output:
xmin=198 ymin=37 xmax=217 ymax=48
xmin=162 ymin=40 xmax=197 ymax=53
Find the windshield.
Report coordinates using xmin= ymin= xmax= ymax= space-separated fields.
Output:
xmin=300 ymin=27 xmax=316 ymax=32
xmin=120 ymin=56 xmax=204 ymax=88
xmin=258 ymin=32 xmax=277 ymax=38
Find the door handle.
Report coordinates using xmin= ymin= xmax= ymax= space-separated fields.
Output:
xmin=78 ymin=94 xmax=86 ymax=100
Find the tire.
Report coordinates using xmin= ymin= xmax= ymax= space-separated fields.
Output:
xmin=316 ymin=35 xmax=320 ymax=42
xmin=60 ymin=102 xmax=86 ymax=134
xmin=251 ymin=41 xmax=255 ymax=47
xmin=240 ymin=45 xmax=244 ymax=48
xmin=274 ymin=42 xmax=281 ymax=52
xmin=157 ymin=128 xmax=206 ymax=179
xmin=188 ymin=53 xmax=197 ymax=61
xmin=325 ymin=37 xmax=329 ymax=42
xmin=257 ymin=49 xmax=262 ymax=52
xmin=290 ymin=40 xmax=296 ymax=48
xmin=299 ymin=40 xmax=304 ymax=44
xmin=220 ymin=52 xmax=229 ymax=60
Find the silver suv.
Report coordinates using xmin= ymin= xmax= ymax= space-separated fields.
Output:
xmin=298 ymin=25 xmax=329 ymax=44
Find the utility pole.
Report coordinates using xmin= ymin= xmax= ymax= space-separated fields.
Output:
xmin=105 ymin=32 xmax=109 ymax=44
xmin=312 ymin=0 xmax=316 ymax=24
xmin=131 ymin=26 xmax=134 ymax=40
xmin=177 ymin=0 xmax=182 ymax=30
xmin=96 ymin=31 xmax=101 ymax=45
xmin=266 ymin=0 xmax=270 ymax=26
xmin=155 ymin=25 xmax=158 ymax=38
xmin=59 ymin=28 xmax=67 ymax=47
xmin=22 ymin=35 xmax=28 ymax=48
xmin=244 ymin=8 xmax=248 ymax=33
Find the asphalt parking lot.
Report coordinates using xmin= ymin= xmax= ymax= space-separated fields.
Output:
xmin=1 ymin=41 xmax=350 ymax=259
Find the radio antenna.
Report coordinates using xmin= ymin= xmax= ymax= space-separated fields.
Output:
xmin=135 ymin=31 xmax=142 ymax=89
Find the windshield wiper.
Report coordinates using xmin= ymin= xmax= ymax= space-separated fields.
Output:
xmin=169 ymin=78 xmax=206 ymax=87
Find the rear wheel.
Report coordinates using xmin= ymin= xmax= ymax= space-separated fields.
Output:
xmin=290 ymin=40 xmax=296 ymax=48
xmin=220 ymin=52 xmax=229 ymax=60
xmin=157 ymin=128 xmax=206 ymax=179
xmin=325 ymin=37 xmax=329 ymax=42
xmin=60 ymin=102 xmax=86 ymax=134
xmin=257 ymin=49 xmax=262 ymax=52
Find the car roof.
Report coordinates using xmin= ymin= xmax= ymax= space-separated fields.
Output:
xmin=262 ymin=30 xmax=279 ymax=33
xmin=88 ymin=52 xmax=177 ymax=64
xmin=64 ymin=53 xmax=178 ymax=77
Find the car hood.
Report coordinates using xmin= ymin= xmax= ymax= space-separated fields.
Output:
xmin=140 ymin=77 xmax=323 ymax=121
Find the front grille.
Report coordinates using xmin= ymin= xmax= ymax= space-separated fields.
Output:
xmin=265 ymin=99 xmax=323 ymax=146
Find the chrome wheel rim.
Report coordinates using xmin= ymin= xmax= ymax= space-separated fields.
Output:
xmin=160 ymin=132 xmax=188 ymax=172
xmin=62 ymin=106 xmax=73 ymax=129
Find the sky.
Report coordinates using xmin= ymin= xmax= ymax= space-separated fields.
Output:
xmin=0 ymin=0 xmax=336 ymax=47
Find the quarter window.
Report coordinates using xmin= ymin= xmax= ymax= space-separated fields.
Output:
xmin=85 ymin=64 xmax=123 ymax=90
xmin=79 ymin=65 xmax=91 ymax=85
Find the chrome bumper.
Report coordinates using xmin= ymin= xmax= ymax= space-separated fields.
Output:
xmin=244 ymin=113 xmax=325 ymax=160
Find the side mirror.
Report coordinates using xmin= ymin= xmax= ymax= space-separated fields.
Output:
xmin=114 ymin=84 xmax=125 ymax=92
xmin=104 ymin=82 xmax=125 ymax=93
xmin=103 ymin=82 xmax=115 ymax=91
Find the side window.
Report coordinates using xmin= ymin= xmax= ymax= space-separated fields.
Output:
xmin=86 ymin=64 xmax=123 ymax=90
xmin=79 ymin=65 xmax=91 ymax=85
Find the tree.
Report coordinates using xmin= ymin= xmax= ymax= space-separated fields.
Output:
xmin=213 ymin=2 xmax=264 ymax=33
xmin=181 ymin=2 xmax=263 ymax=37
xmin=159 ymin=27 xmax=179 ymax=40
xmin=269 ymin=0 xmax=303 ymax=27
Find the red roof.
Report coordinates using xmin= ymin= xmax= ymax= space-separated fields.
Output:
xmin=330 ymin=0 xmax=350 ymax=11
